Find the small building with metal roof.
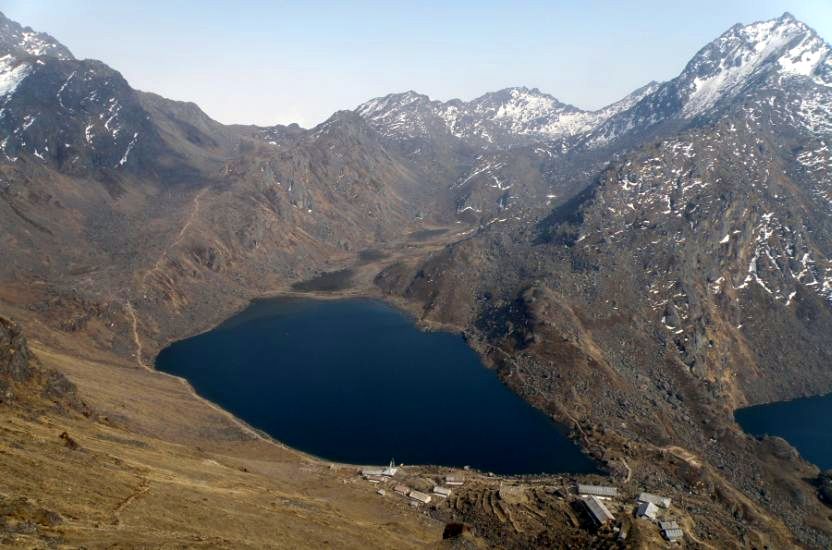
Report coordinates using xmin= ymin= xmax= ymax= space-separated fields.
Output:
xmin=577 ymin=484 xmax=619 ymax=498
xmin=660 ymin=520 xmax=684 ymax=542
xmin=445 ymin=475 xmax=464 ymax=486
xmin=636 ymin=501 xmax=659 ymax=520
xmin=582 ymin=496 xmax=615 ymax=527
xmin=433 ymin=486 xmax=452 ymax=498
xmin=409 ymin=490 xmax=432 ymax=504
xmin=638 ymin=492 xmax=671 ymax=509
xmin=663 ymin=527 xmax=684 ymax=542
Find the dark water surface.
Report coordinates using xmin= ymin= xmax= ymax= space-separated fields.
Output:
xmin=735 ymin=393 xmax=832 ymax=470
xmin=156 ymin=298 xmax=597 ymax=475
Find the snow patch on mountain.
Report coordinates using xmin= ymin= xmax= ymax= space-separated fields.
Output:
xmin=18 ymin=30 xmax=66 ymax=58
xmin=0 ymin=54 xmax=30 ymax=99
xmin=795 ymin=89 xmax=832 ymax=135
xmin=795 ymin=141 xmax=832 ymax=212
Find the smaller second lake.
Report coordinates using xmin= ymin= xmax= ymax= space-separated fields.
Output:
xmin=735 ymin=392 xmax=832 ymax=471
xmin=156 ymin=298 xmax=597 ymax=475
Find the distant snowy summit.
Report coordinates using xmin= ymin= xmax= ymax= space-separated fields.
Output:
xmin=355 ymin=83 xmax=659 ymax=146
xmin=681 ymin=11 xmax=832 ymax=117
xmin=357 ymin=13 xmax=832 ymax=149
xmin=587 ymin=12 xmax=832 ymax=145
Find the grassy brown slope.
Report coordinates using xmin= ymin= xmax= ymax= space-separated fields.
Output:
xmin=0 ymin=337 xmax=443 ymax=549
xmin=0 ymin=406 xmax=438 ymax=548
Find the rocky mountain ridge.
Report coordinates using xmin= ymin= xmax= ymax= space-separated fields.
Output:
xmin=1 ymin=8 xmax=832 ymax=549
xmin=373 ymin=12 xmax=832 ymax=548
xmin=355 ymin=82 xmax=661 ymax=147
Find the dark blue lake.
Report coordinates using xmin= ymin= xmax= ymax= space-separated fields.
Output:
xmin=156 ymin=297 xmax=597 ymax=475
xmin=735 ymin=393 xmax=832 ymax=470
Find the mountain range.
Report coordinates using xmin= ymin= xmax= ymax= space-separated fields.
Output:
xmin=1 ymin=9 xmax=832 ymax=548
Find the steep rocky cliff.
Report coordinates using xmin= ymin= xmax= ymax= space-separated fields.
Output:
xmin=0 ymin=316 xmax=86 ymax=413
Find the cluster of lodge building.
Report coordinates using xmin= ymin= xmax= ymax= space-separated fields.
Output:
xmin=358 ymin=463 xmax=684 ymax=541
xmin=360 ymin=461 xmax=463 ymax=506
xmin=577 ymin=484 xmax=683 ymax=542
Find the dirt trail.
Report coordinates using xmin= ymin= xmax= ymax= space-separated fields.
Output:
xmin=127 ymin=188 xmax=209 ymax=373
xmin=126 ymin=298 xmax=270 ymax=442
xmin=140 ymin=187 xmax=208 ymax=289
xmin=660 ymin=445 xmax=702 ymax=468
xmin=112 ymin=477 xmax=150 ymax=526
xmin=123 ymin=185 xmax=271 ymax=442
xmin=124 ymin=301 xmax=148 ymax=371
xmin=621 ymin=457 xmax=632 ymax=483
xmin=686 ymin=528 xmax=719 ymax=550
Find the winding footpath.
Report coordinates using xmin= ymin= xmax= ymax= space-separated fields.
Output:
xmin=140 ymin=188 xmax=208 ymax=290
xmin=123 ymin=187 xmax=271 ymax=444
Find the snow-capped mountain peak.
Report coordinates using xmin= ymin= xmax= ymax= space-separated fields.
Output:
xmin=470 ymin=86 xmax=571 ymax=118
xmin=466 ymin=87 xmax=581 ymax=135
xmin=355 ymin=83 xmax=662 ymax=146
xmin=355 ymin=90 xmax=447 ymax=140
xmin=355 ymin=90 xmax=430 ymax=118
xmin=0 ymin=11 xmax=73 ymax=60
xmin=585 ymin=13 xmax=832 ymax=147
xmin=681 ymin=12 xmax=831 ymax=117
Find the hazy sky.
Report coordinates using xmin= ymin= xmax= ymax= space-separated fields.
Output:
xmin=1 ymin=1 xmax=830 ymax=127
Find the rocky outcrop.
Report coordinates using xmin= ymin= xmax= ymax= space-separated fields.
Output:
xmin=0 ymin=316 xmax=86 ymax=412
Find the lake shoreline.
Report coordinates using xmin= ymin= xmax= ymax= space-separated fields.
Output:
xmin=156 ymin=296 xmax=600 ymax=476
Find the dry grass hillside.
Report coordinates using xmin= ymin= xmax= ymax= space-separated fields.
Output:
xmin=0 ymin=306 xmax=447 ymax=549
